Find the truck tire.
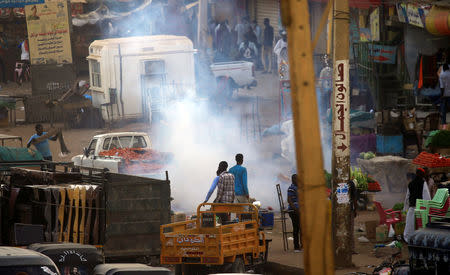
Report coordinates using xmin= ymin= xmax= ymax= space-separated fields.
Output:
xmin=217 ymin=77 xmax=235 ymax=99
xmin=231 ymin=257 xmax=245 ymax=273
xmin=174 ymin=264 xmax=182 ymax=275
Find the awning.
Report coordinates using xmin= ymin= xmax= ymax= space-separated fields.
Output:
xmin=425 ymin=5 xmax=450 ymax=35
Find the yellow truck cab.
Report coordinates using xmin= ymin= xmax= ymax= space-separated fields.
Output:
xmin=160 ymin=203 xmax=270 ymax=274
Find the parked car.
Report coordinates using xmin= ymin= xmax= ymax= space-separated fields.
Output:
xmin=0 ymin=246 xmax=60 ymax=275
xmin=94 ymin=264 xmax=170 ymax=275
xmin=28 ymin=243 xmax=103 ymax=275
xmin=72 ymin=132 xmax=170 ymax=177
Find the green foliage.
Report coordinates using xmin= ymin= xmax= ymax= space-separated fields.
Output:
xmin=430 ymin=130 xmax=450 ymax=148
xmin=358 ymin=151 xmax=376 ymax=160
xmin=392 ymin=203 xmax=404 ymax=211
xmin=351 ymin=167 xmax=368 ymax=191
xmin=364 ymin=151 xmax=376 ymax=160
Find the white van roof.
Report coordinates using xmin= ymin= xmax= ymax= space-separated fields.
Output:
xmin=88 ymin=35 xmax=194 ymax=58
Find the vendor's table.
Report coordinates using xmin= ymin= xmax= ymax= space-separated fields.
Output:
xmin=357 ymin=156 xmax=415 ymax=207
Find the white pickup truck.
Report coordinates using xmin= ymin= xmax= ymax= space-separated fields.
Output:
xmin=210 ymin=61 xmax=257 ymax=95
xmin=72 ymin=132 xmax=169 ymax=177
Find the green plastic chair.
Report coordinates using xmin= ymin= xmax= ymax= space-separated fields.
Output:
xmin=414 ymin=189 xmax=449 ymax=228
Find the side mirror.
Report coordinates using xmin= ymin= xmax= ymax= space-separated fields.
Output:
xmin=83 ymin=147 xmax=89 ymax=157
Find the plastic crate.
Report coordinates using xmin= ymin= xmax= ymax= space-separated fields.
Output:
xmin=376 ymin=135 xmax=403 ymax=154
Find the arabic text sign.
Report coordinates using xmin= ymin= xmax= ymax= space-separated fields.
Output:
xmin=0 ymin=0 xmax=44 ymax=8
xmin=369 ymin=44 xmax=397 ymax=64
xmin=333 ymin=59 xmax=350 ymax=159
xmin=407 ymin=4 xmax=423 ymax=28
xmin=25 ymin=0 xmax=72 ymax=65
xmin=176 ymin=235 xmax=204 ymax=244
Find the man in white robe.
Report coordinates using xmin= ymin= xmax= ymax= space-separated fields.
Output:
xmin=403 ymin=168 xmax=431 ymax=242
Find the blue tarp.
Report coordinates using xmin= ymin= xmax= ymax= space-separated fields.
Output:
xmin=0 ymin=146 xmax=43 ymax=161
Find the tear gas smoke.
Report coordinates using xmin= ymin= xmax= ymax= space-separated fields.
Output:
xmin=152 ymin=97 xmax=290 ymax=212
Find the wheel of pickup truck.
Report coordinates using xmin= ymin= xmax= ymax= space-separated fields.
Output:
xmin=231 ymin=257 xmax=245 ymax=273
xmin=217 ymin=77 xmax=235 ymax=99
xmin=175 ymin=264 xmax=203 ymax=275
xmin=175 ymin=264 xmax=182 ymax=275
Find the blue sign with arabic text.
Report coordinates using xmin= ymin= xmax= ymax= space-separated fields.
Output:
xmin=0 ymin=0 xmax=44 ymax=8
xmin=369 ymin=44 xmax=397 ymax=64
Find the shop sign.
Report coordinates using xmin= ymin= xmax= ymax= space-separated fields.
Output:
xmin=407 ymin=4 xmax=424 ymax=27
xmin=396 ymin=3 xmax=407 ymax=23
xmin=370 ymin=7 xmax=379 ymax=41
xmin=369 ymin=44 xmax=397 ymax=64
xmin=333 ymin=60 xmax=350 ymax=160
xmin=0 ymin=0 xmax=44 ymax=8
xmin=25 ymin=0 xmax=72 ymax=65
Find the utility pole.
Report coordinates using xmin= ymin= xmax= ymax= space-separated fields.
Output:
xmin=280 ymin=1 xmax=334 ymax=275
xmin=331 ymin=0 xmax=352 ymax=267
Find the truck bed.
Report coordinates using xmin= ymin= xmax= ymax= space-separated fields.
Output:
xmin=1 ymin=165 xmax=171 ymax=260
xmin=160 ymin=203 xmax=266 ymax=266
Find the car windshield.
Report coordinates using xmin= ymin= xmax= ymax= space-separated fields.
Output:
xmin=0 ymin=265 xmax=58 ymax=275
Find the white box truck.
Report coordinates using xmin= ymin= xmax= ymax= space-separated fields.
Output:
xmin=87 ymin=35 xmax=196 ymax=123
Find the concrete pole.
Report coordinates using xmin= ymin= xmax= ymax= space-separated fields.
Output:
xmin=280 ymin=1 xmax=334 ymax=274
xmin=197 ymin=0 xmax=208 ymax=48
xmin=331 ymin=0 xmax=352 ymax=268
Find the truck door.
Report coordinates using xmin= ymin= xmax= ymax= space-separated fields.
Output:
xmin=141 ymin=60 xmax=166 ymax=124
xmin=80 ymin=138 xmax=98 ymax=168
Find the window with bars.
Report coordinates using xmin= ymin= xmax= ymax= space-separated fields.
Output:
xmin=90 ymin=60 xmax=101 ymax=88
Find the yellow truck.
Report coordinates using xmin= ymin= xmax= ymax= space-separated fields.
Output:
xmin=160 ymin=203 xmax=270 ymax=274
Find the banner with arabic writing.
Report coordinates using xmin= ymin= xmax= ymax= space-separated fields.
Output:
xmin=369 ymin=44 xmax=396 ymax=64
xmin=0 ymin=0 xmax=44 ymax=8
xmin=25 ymin=0 xmax=72 ymax=65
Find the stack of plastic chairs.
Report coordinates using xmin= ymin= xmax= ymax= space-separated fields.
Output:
xmin=415 ymin=188 xmax=449 ymax=228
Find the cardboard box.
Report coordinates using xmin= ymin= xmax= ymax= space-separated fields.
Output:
xmin=376 ymin=224 xmax=388 ymax=242
xmin=365 ymin=220 xmax=378 ymax=240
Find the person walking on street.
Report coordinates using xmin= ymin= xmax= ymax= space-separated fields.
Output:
xmin=215 ymin=21 xmax=232 ymax=61
xmin=287 ymin=174 xmax=302 ymax=252
xmin=403 ymin=168 xmax=431 ymax=242
xmin=251 ymin=20 xmax=263 ymax=70
xmin=235 ymin=16 xmax=250 ymax=47
xmin=229 ymin=153 xmax=249 ymax=204
xmin=27 ymin=124 xmax=57 ymax=161
xmin=439 ymin=63 xmax=450 ymax=125
xmin=262 ymin=18 xmax=274 ymax=74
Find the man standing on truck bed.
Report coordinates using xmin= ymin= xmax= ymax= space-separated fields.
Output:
xmin=214 ymin=161 xmax=235 ymax=204
xmin=229 ymin=153 xmax=249 ymax=204
xmin=27 ymin=124 xmax=57 ymax=161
